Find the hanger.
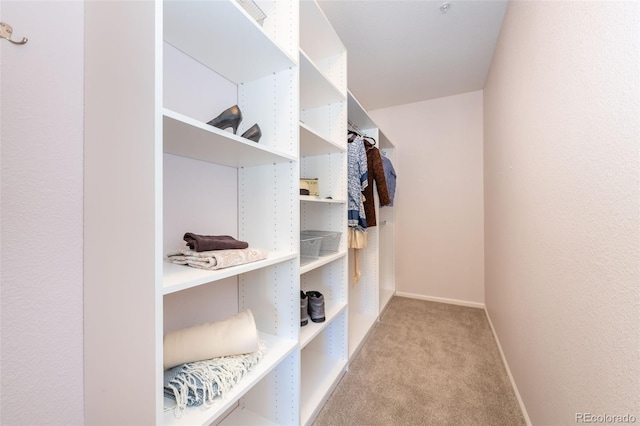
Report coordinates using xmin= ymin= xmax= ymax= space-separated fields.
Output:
xmin=347 ymin=127 xmax=376 ymax=146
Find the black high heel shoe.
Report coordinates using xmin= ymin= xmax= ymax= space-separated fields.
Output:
xmin=207 ymin=105 xmax=242 ymax=134
xmin=241 ymin=123 xmax=262 ymax=143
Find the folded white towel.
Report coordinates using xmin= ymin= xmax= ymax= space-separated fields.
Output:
xmin=163 ymin=309 xmax=259 ymax=370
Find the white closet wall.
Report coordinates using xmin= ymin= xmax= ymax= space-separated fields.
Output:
xmin=1 ymin=1 xmax=85 ymax=424
xmin=370 ymin=92 xmax=483 ymax=305
xmin=84 ymin=2 xmax=159 ymax=423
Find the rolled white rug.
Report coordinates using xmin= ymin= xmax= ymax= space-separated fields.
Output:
xmin=163 ymin=309 xmax=259 ymax=370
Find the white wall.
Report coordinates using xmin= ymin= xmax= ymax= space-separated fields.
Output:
xmin=0 ymin=1 xmax=84 ymax=424
xmin=371 ymin=91 xmax=484 ymax=305
xmin=484 ymin=1 xmax=639 ymax=424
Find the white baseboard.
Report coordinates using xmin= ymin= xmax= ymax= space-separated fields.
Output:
xmin=395 ymin=291 xmax=485 ymax=309
xmin=484 ymin=308 xmax=532 ymax=426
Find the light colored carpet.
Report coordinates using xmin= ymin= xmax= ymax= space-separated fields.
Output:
xmin=312 ymin=296 xmax=526 ymax=426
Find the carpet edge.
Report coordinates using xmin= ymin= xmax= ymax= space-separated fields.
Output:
xmin=484 ymin=307 xmax=533 ymax=426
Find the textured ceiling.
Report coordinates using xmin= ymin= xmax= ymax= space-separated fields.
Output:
xmin=317 ymin=0 xmax=508 ymax=111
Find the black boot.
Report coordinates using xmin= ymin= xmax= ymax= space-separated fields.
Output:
xmin=301 ymin=290 xmax=309 ymax=326
xmin=306 ymin=291 xmax=325 ymax=323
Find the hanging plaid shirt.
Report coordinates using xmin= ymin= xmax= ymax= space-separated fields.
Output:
xmin=347 ymin=136 xmax=368 ymax=229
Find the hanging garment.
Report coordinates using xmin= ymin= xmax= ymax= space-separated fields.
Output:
xmin=380 ymin=153 xmax=396 ymax=207
xmin=348 ymin=228 xmax=367 ymax=284
xmin=363 ymin=142 xmax=391 ymax=227
xmin=348 ymin=227 xmax=367 ymax=249
xmin=347 ymin=135 xmax=368 ymax=229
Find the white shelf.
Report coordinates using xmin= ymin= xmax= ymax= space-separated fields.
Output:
xmin=163 ymin=251 xmax=297 ymax=295
xmin=299 ymin=251 xmax=346 ymax=275
xmin=300 ymin=0 xmax=345 ymax=62
xmin=300 ymin=350 xmax=347 ymax=426
xmin=299 ymin=301 xmax=347 ymax=349
xmin=163 ymin=109 xmax=296 ymax=167
xmin=300 ymin=50 xmax=346 ymax=110
xmin=300 ymin=122 xmax=344 ymax=157
xmin=299 ymin=195 xmax=346 ymax=204
xmin=348 ymin=91 xmax=395 ymax=149
xmin=163 ymin=332 xmax=297 ymax=426
xmin=164 ymin=0 xmax=296 ymax=84
xmin=220 ymin=406 xmax=281 ymax=426
xmin=347 ymin=90 xmax=376 ymax=130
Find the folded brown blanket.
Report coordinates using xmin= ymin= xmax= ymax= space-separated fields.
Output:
xmin=183 ymin=233 xmax=249 ymax=252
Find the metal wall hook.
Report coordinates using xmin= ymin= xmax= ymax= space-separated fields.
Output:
xmin=0 ymin=22 xmax=28 ymax=45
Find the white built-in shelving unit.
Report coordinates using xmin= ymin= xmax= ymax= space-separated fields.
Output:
xmin=161 ymin=1 xmax=301 ymax=424
xmin=84 ymin=1 xmax=394 ymax=424
xmin=347 ymin=91 xmax=397 ymax=360
xmin=86 ymin=0 xmax=301 ymax=424
xmin=299 ymin=1 xmax=348 ymax=424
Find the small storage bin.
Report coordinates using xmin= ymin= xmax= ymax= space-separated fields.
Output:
xmin=300 ymin=178 xmax=319 ymax=197
xmin=301 ymin=230 xmax=342 ymax=255
xmin=300 ymin=235 xmax=323 ymax=264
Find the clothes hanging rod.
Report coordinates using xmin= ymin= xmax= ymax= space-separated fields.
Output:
xmin=348 ymin=119 xmax=365 ymax=135
xmin=348 ymin=120 xmax=377 ymax=145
